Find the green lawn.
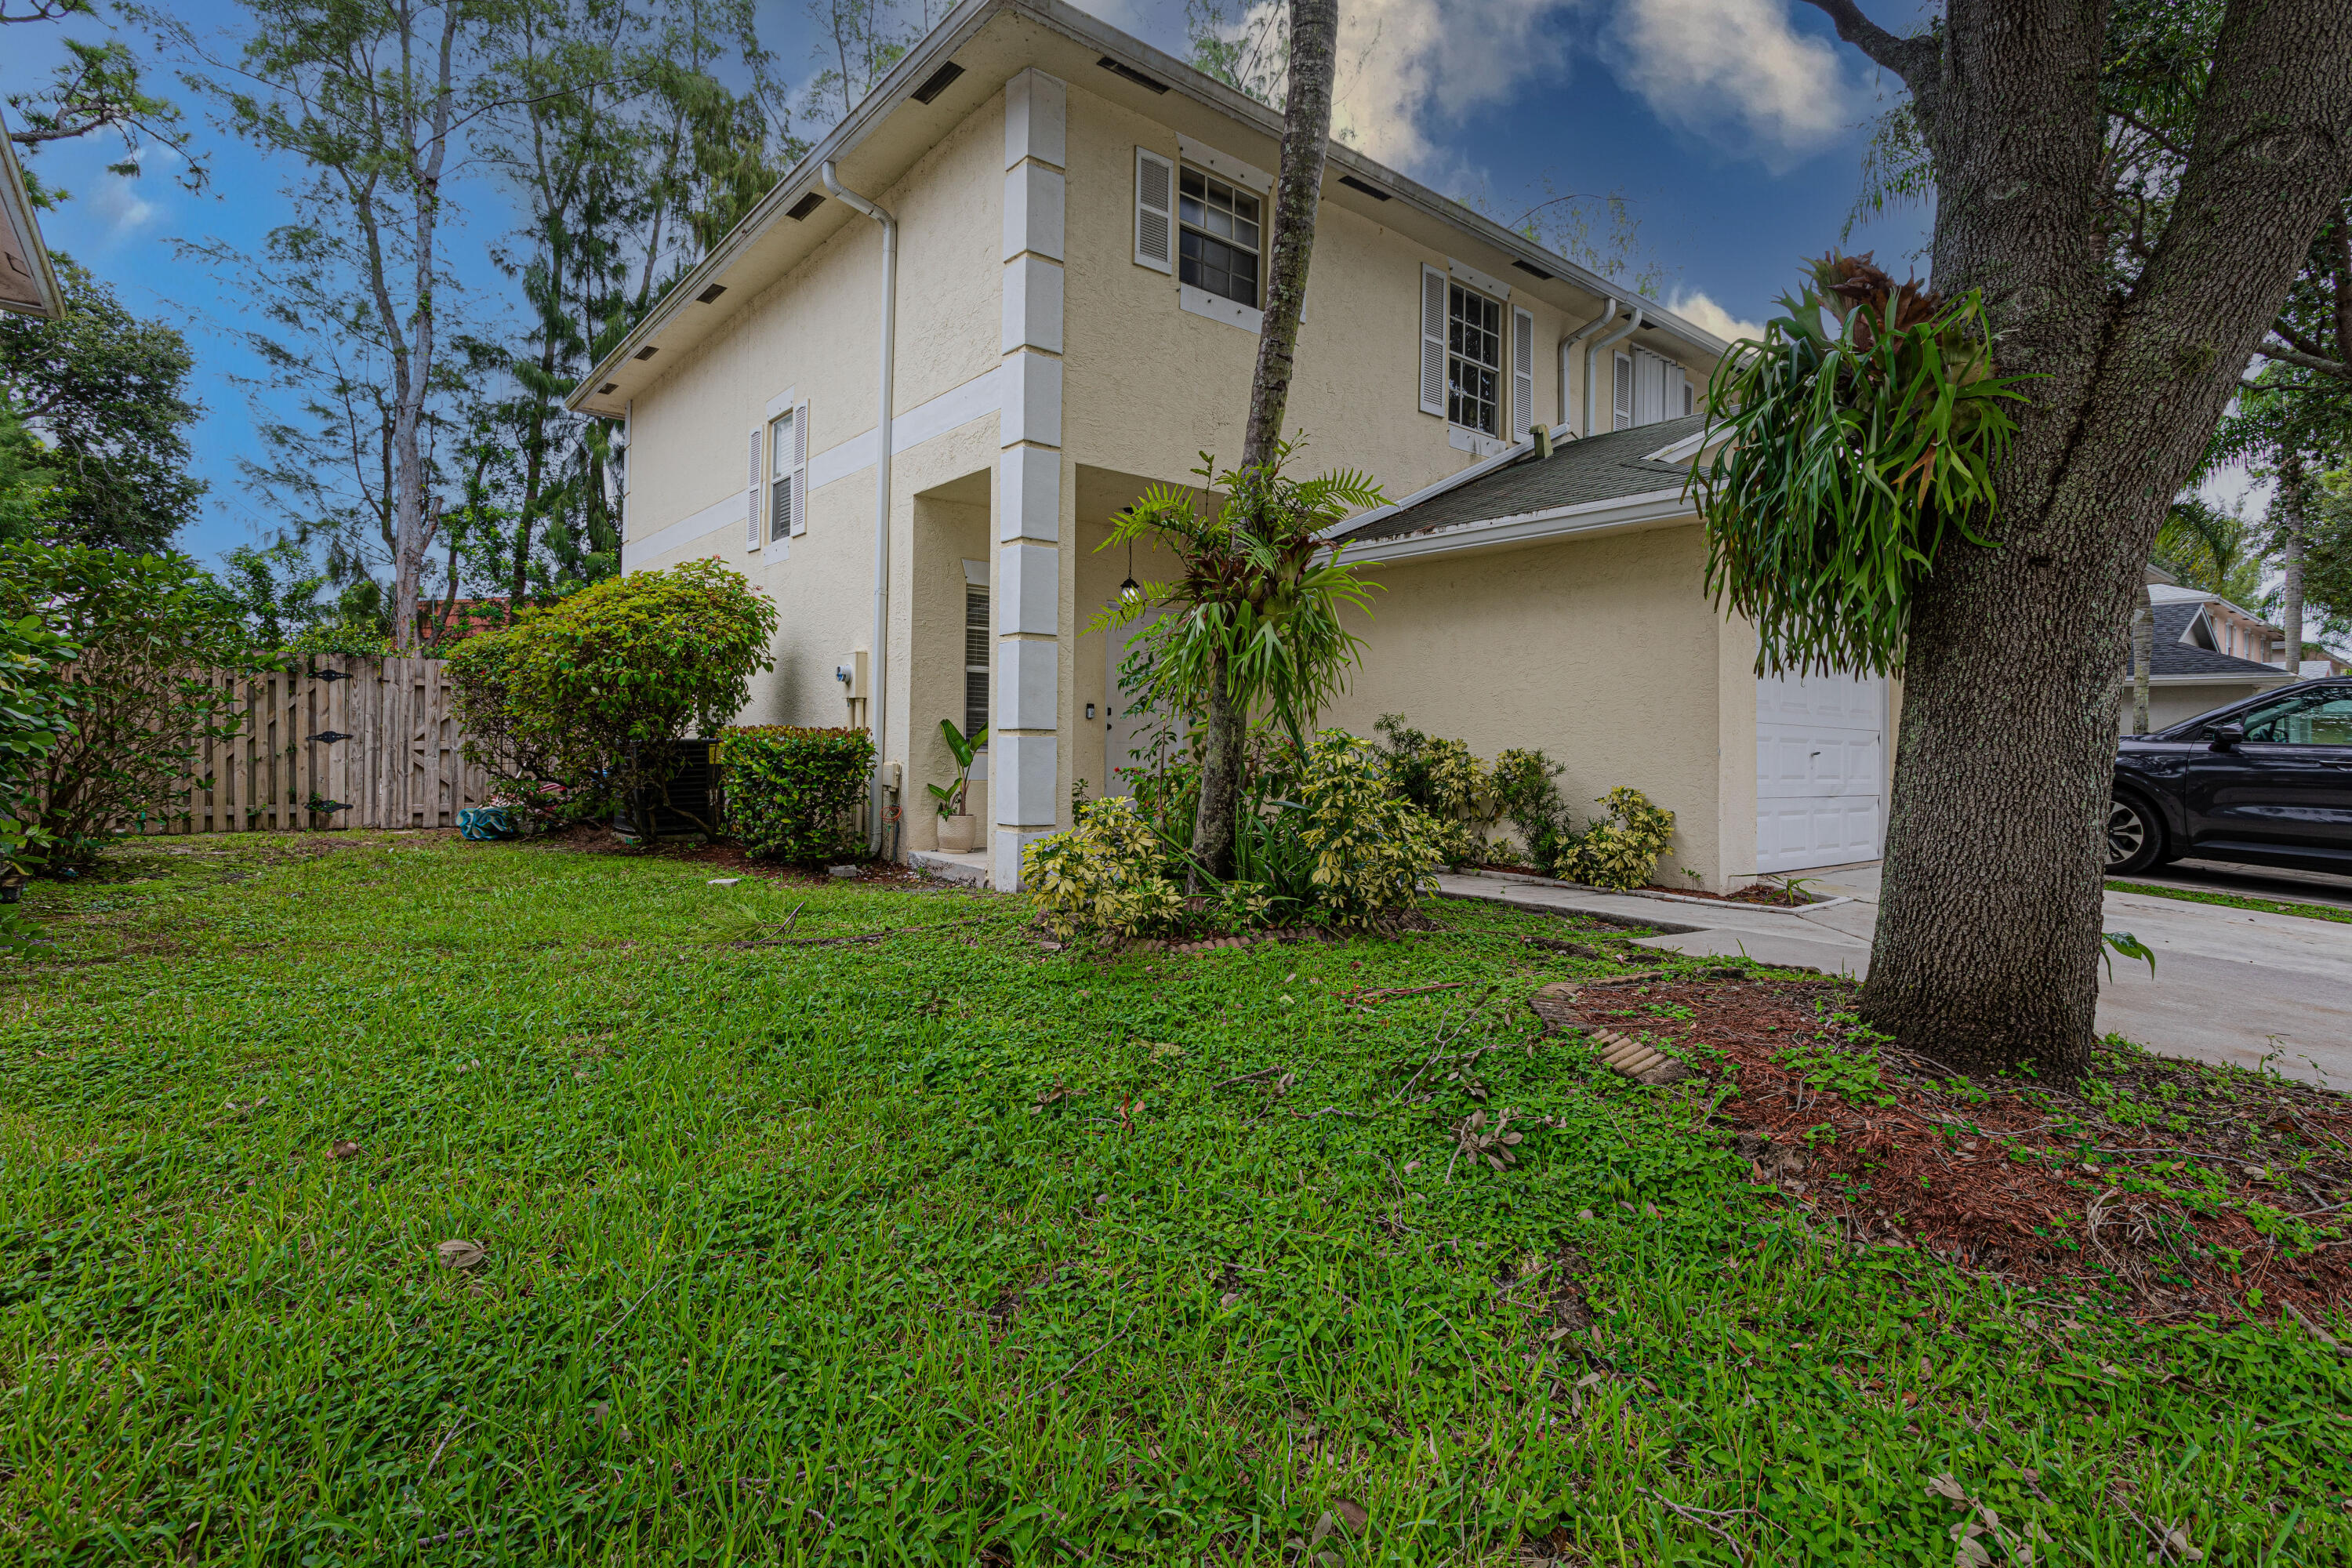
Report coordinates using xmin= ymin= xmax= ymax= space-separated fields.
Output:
xmin=3 ymin=834 xmax=2346 ymax=1565
xmin=2107 ymin=878 xmax=2352 ymax=925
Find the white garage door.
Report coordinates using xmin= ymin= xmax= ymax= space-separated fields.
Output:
xmin=1757 ymin=670 xmax=1886 ymax=873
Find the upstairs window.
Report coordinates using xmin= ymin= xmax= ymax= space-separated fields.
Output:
xmin=1447 ymin=282 xmax=1502 ymax=436
xmin=1178 ymin=166 xmax=1260 ymax=308
xmin=768 ymin=408 xmax=795 ymax=541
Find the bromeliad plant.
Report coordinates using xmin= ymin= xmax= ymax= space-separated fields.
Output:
xmin=1093 ymin=444 xmax=1384 ymax=885
xmin=1694 ymin=252 xmax=2033 ymax=676
xmin=927 ymin=719 xmax=986 ymax=818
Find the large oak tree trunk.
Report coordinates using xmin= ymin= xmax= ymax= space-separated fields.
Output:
xmin=1188 ymin=0 xmax=1338 ymax=884
xmin=1802 ymin=0 xmax=2352 ymax=1080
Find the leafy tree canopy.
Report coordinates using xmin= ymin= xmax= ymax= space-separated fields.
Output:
xmin=0 ymin=253 xmax=203 ymax=553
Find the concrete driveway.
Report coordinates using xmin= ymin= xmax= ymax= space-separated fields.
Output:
xmin=1439 ymin=861 xmax=2352 ymax=1087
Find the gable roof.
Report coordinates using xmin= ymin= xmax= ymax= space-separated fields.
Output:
xmin=2144 ymin=601 xmax=2292 ymax=680
xmin=566 ymin=0 xmax=1730 ymax=418
xmin=1330 ymin=416 xmax=1708 ymax=549
xmin=0 ymin=109 xmax=63 ymax=320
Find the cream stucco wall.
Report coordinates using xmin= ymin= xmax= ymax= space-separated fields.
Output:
xmin=1322 ymin=522 xmax=1756 ymax=891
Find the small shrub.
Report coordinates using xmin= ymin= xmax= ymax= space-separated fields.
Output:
xmin=1025 ymin=795 xmax=1188 ymax=942
xmin=2 ymin=543 xmax=249 ymax=869
xmin=722 ymin=725 xmax=874 ymax=863
xmin=448 ymin=560 xmax=778 ymax=835
xmin=1373 ymin=714 xmax=1497 ymax=863
xmin=1490 ymin=746 xmax=1576 ymax=873
xmin=1563 ymin=786 xmax=1676 ymax=891
xmin=0 ymin=606 xmax=78 ymax=949
xmin=1293 ymin=731 xmax=1446 ymax=923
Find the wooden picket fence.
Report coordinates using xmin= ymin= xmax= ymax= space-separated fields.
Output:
xmin=140 ymin=656 xmax=488 ymax=835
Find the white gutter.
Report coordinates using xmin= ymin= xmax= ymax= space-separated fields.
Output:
xmin=1558 ymin=299 xmax=1616 ymax=438
xmin=822 ymin=160 xmax=899 ymax=855
xmin=1333 ymin=485 xmax=1694 ymax=567
xmin=1584 ymin=307 xmax=1643 ymax=437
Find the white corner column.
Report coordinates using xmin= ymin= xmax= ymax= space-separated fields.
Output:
xmin=995 ymin=68 xmax=1068 ymax=891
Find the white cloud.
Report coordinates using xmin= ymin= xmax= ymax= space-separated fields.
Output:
xmin=93 ymin=177 xmax=157 ymax=238
xmin=1602 ymin=0 xmax=1860 ymax=164
xmin=1667 ymin=288 xmax=1765 ymax=344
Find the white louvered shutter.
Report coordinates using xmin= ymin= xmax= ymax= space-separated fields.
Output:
xmin=746 ymin=428 xmax=761 ymax=549
xmin=1419 ymin=264 xmax=1448 ymax=417
xmin=1672 ymin=365 xmax=1692 ymax=417
xmin=1134 ymin=149 xmax=1174 ymax=273
xmin=1613 ymin=350 xmax=1634 ymax=430
xmin=1512 ymin=306 xmax=1535 ymax=441
xmin=789 ymin=402 xmax=809 ymax=536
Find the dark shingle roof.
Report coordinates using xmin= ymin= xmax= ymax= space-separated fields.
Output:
xmin=2144 ymin=601 xmax=2286 ymax=678
xmin=1334 ymin=415 xmax=1708 ymax=545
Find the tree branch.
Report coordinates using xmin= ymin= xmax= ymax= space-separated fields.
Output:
xmin=2258 ymin=338 xmax=2349 ymax=379
xmin=1796 ymin=0 xmax=1939 ymax=90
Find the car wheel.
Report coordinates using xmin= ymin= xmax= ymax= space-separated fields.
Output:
xmin=2106 ymin=794 xmax=2165 ymax=876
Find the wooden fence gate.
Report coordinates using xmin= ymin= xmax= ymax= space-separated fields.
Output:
xmin=145 ymin=656 xmax=488 ymax=834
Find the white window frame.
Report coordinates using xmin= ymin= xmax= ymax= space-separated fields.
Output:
xmin=1446 ymin=279 xmax=1505 ymax=439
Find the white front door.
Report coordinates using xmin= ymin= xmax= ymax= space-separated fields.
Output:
xmin=1756 ymin=670 xmax=1886 ymax=873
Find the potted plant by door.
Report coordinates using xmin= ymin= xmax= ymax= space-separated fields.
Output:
xmin=929 ymin=720 xmax=986 ymax=852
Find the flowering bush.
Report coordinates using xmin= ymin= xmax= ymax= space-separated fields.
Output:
xmin=721 ymin=725 xmax=873 ymax=863
xmin=1562 ymin=786 xmax=1676 ymax=891
xmin=1025 ymin=795 xmax=1188 ymax=942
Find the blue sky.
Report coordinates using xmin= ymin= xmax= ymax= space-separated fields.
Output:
xmin=9 ymin=0 xmax=1937 ymax=570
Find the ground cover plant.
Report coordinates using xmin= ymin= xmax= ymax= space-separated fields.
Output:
xmin=2105 ymin=880 xmax=2352 ymax=927
xmin=2 ymin=835 xmax=2347 ymax=1564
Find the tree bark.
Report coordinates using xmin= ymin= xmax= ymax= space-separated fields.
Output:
xmin=1802 ymin=0 xmax=2352 ymax=1080
xmin=1189 ymin=0 xmax=1338 ymax=884
xmin=1239 ymin=0 xmax=1336 ymax=469
xmin=2278 ymin=452 xmax=2307 ymax=674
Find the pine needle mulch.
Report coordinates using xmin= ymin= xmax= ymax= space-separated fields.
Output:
xmin=1530 ymin=975 xmax=2352 ymax=1332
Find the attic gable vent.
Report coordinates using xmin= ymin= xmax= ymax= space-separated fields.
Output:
xmin=1336 ymin=174 xmax=1389 ymax=201
xmin=1511 ymin=260 xmax=1553 ymax=280
xmin=633 ymin=345 xmax=659 ymax=361
xmin=597 ymin=383 xmax=618 ymax=395
xmin=1098 ymin=56 xmax=1169 ymax=93
xmin=910 ymin=60 xmax=964 ymax=103
xmin=695 ymin=283 xmax=728 ymax=303
xmin=786 ymin=191 xmax=825 ymax=220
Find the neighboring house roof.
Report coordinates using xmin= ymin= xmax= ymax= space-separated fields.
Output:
xmin=0 ymin=109 xmax=64 ymax=321
xmin=1329 ymin=415 xmax=1708 ymax=551
xmin=2140 ymin=601 xmax=2293 ymax=682
xmin=2147 ymin=581 xmax=2276 ymax=629
xmin=566 ymin=0 xmax=1729 ymax=417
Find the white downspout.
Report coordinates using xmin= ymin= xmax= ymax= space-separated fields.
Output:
xmin=823 ymin=161 xmax=898 ymax=856
xmin=1559 ymin=298 xmax=1616 ymax=438
xmin=1585 ymin=307 xmax=1644 ymax=437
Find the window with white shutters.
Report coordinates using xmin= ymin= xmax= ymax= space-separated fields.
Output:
xmin=964 ymin=583 xmax=990 ymax=742
xmin=1418 ymin=264 xmax=1447 ymax=417
xmin=1177 ymin=165 xmax=1261 ymax=307
xmin=1446 ymin=283 xmax=1503 ymax=436
xmin=1134 ymin=148 xmax=1174 ymax=273
xmin=1613 ymin=350 xmax=1634 ymax=431
xmin=746 ymin=429 xmax=761 ymax=549
xmin=786 ymin=402 xmax=808 ymax=536
xmin=768 ymin=408 xmax=796 ymax=542
xmin=1511 ymin=306 xmax=1535 ymax=441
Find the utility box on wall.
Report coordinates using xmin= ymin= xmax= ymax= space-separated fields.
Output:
xmin=836 ymin=649 xmax=869 ymax=700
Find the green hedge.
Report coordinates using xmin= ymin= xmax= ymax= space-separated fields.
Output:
xmin=721 ymin=725 xmax=874 ymax=862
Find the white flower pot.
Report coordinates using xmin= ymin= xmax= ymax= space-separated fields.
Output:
xmin=938 ymin=814 xmax=977 ymax=853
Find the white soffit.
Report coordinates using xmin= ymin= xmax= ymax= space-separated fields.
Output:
xmin=1446 ymin=256 xmax=1511 ymax=301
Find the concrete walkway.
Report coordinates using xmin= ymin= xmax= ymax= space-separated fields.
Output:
xmin=1439 ymin=864 xmax=2352 ymax=1087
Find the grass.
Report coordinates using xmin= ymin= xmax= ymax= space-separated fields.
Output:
xmin=0 ymin=833 xmax=2345 ymax=1566
xmin=2107 ymin=878 xmax=2352 ymax=925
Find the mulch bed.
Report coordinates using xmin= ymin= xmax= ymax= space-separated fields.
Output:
xmin=1530 ymin=976 xmax=2352 ymax=1327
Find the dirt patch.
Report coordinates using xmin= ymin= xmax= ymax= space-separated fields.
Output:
xmin=1530 ymin=977 xmax=2352 ymax=1325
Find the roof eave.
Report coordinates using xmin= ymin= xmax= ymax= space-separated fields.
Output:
xmin=1332 ymin=485 xmax=1693 ymax=565
xmin=0 ymin=111 xmax=65 ymax=321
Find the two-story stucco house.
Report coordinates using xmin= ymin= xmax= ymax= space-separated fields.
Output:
xmin=570 ymin=0 xmax=1889 ymax=891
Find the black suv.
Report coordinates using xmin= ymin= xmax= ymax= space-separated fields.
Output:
xmin=2109 ymin=677 xmax=2352 ymax=876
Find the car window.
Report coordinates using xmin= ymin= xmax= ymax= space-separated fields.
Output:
xmin=2241 ymin=690 xmax=2352 ymax=744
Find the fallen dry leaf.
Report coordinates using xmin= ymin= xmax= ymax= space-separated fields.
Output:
xmin=328 ymin=1140 xmax=361 ymax=1160
xmin=435 ymin=1239 xmax=487 ymax=1270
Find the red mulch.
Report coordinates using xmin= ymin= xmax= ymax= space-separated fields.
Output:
xmin=1533 ymin=976 xmax=2352 ymax=1325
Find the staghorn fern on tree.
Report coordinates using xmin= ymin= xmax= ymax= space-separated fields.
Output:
xmin=1693 ymin=253 xmax=2033 ymax=677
